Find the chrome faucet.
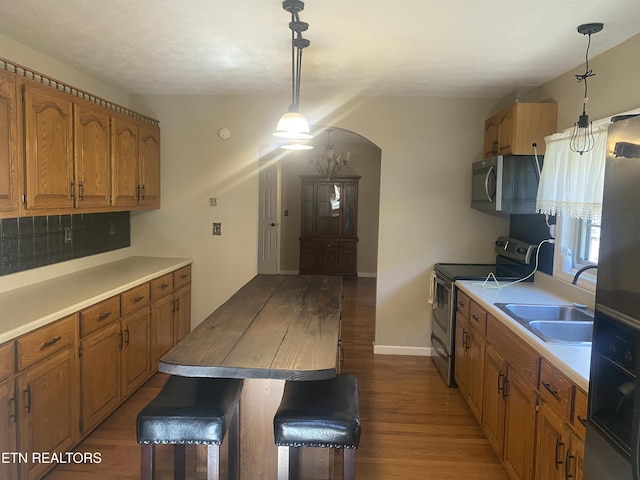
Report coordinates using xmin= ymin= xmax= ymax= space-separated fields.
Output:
xmin=572 ymin=264 xmax=598 ymax=285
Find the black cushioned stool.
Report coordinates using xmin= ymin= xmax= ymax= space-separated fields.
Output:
xmin=273 ymin=374 xmax=361 ymax=480
xmin=136 ymin=376 xmax=243 ymax=480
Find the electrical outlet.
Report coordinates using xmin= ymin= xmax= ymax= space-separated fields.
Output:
xmin=212 ymin=223 xmax=221 ymax=235
xmin=209 ymin=197 xmax=217 ymax=207
xmin=64 ymin=226 xmax=73 ymax=244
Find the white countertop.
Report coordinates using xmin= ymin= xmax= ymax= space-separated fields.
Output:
xmin=455 ymin=278 xmax=592 ymax=392
xmin=0 ymin=256 xmax=192 ymax=344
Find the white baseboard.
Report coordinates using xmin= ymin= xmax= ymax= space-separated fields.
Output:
xmin=373 ymin=343 xmax=432 ymax=356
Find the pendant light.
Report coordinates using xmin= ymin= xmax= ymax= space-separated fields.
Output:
xmin=570 ymin=22 xmax=604 ymax=155
xmin=274 ymin=0 xmax=313 ymax=149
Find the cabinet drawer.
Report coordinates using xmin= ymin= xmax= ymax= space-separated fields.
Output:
xmin=456 ymin=290 xmax=470 ymax=319
xmin=469 ymin=301 xmax=487 ymax=335
xmin=80 ymin=296 xmax=120 ymax=337
xmin=151 ymin=273 xmax=174 ymax=301
xmin=486 ymin=314 xmax=539 ymax=387
xmin=173 ymin=265 xmax=192 ymax=290
xmin=572 ymin=387 xmax=588 ymax=439
xmin=539 ymin=358 xmax=573 ymax=422
xmin=17 ymin=315 xmax=76 ymax=370
xmin=0 ymin=341 xmax=14 ymax=382
xmin=121 ymin=283 xmax=150 ymax=316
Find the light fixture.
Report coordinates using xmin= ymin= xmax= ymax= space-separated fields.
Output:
xmin=309 ymin=129 xmax=351 ymax=177
xmin=570 ymin=22 xmax=604 ymax=155
xmin=274 ymin=0 xmax=313 ymax=147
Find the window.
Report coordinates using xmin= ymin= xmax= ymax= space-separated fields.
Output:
xmin=554 ymin=215 xmax=599 ymax=290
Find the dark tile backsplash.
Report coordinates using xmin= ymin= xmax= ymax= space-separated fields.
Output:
xmin=0 ymin=212 xmax=130 ymax=276
xmin=509 ymin=213 xmax=556 ymax=275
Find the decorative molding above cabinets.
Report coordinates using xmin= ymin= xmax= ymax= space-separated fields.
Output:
xmin=0 ymin=57 xmax=161 ymax=219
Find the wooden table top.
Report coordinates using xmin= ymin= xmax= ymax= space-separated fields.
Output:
xmin=159 ymin=274 xmax=342 ymax=381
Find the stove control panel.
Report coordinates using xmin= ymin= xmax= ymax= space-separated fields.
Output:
xmin=495 ymin=237 xmax=537 ymax=265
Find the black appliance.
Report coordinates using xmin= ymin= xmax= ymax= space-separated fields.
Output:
xmin=430 ymin=236 xmax=538 ymax=386
xmin=585 ymin=114 xmax=640 ymax=480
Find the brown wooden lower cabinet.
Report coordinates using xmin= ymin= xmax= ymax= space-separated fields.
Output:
xmin=0 ymin=378 xmax=18 ymax=480
xmin=173 ymin=284 xmax=191 ymax=344
xmin=454 ymin=313 xmax=485 ymax=423
xmin=121 ymin=308 xmax=151 ymax=398
xmin=18 ymin=346 xmax=79 ymax=480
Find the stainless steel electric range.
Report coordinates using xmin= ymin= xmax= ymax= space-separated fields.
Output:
xmin=430 ymin=236 xmax=538 ymax=386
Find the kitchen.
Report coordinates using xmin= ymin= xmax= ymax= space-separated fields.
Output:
xmin=1 ymin=1 xmax=640 ymax=479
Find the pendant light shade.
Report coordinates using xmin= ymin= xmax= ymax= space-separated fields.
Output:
xmin=274 ymin=108 xmax=312 ymax=140
xmin=274 ymin=0 xmax=313 ymax=147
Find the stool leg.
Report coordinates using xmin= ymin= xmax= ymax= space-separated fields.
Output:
xmin=289 ymin=447 xmax=300 ymax=480
xmin=343 ymin=448 xmax=356 ymax=480
xmin=140 ymin=443 xmax=155 ymax=480
xmin=277 ymin=446 xmax=290 ymax=480
xmin=174 ymin=445 xmax=186 ymax=480
xmin=207 ymin=445 xmax=220 ymax=480
xmin=228 ymin=404 xmax=240 ymax=480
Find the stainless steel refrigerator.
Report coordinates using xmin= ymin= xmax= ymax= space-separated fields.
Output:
xmin=585 ymin=114 xmax=640 ymax=480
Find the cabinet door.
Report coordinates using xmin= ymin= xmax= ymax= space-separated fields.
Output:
xmin=18 ymin=347 xmax=78 ymax=480
xmin=79 ymin=322 xmax=121 ymax=435
xmin=138 ymin=123 xmax=161 ymax=208
xmin=343 ymin=182 xmax=358 ymax=237
xmin=23 ymin=81 xmax=74 ymax=210
xmin=484 ymin=115 xmax=499 ymax=158
xmin=535 ymin=401 xmax=569 ymax=480
xmin=317 ymin=183 xmax=341 ymax=236
xmin=74 ymin=100 xmax=111 ymax=208
xmin=0 ymin=70 xmax=18 ymax=217
xmin=454 ymin=317 xmax=468 ymax=394
xmin=466 ymin=326 xmax=485 ymax=423
xmin=482 ymin=344 xmax=506 ymax=457
xmin=0 ymin=379 xmax=18 ymax=480
xmin=503 ymin=368 xmax=537 ymax=480
xmin=151 ymin=294 xmax=174 ymax=368
xmin=498 ymin=107 xmax=515 ymax=155
xmin=568 ymin=433 xmax=584 ymax=480
xmin=121 ymin=308 xmax=150 ymax=398
xmin=174 ymin=284 xmax=191 ymax=344
xmin=111 ymin=114 xmax=139 ymax=207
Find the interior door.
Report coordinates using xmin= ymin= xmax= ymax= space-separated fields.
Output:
xmin=258 ymin=162 xmax=280 ymax=274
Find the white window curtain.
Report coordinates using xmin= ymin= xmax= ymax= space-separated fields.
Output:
xmin=536 ymin=122 xmax=609 ymax=221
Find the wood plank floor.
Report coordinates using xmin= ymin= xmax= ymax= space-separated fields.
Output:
xmin=46 ymin=277 xmax=508 ymax=480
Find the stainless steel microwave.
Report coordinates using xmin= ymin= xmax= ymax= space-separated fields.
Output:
xmin=471 ymin=155 xmax=541 ymax=214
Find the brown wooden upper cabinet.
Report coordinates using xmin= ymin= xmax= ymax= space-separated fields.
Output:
xmin=22 ymin=80 xmax=75 ymax=211
xmin=2 ymin=62 xmax=160 ymax=216
xmin=483 ymin=103 xmax=558 ymax=158
xmin=111 ymin=113 xmax=160 ymax=209
xmin=0 ymin=70 xmax=19 ymax=218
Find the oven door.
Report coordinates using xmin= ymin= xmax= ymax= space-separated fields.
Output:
xmin=432 ymin=274 xmax=453 ymax=350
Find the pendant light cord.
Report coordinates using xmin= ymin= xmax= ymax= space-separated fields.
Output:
xmin=575 ymin=33 xmax=595 ymax=115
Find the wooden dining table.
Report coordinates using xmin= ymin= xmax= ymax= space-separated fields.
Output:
xmin=159 ymin=274 xmax=342 ymax=480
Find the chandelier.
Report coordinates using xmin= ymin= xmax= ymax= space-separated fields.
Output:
xmin=273 ymin=0 xmax=313 ymax=150
xmin=570 ymin=22 xmax=604 ymax=155
xmin=309 ymin=130 xmax=351 ymax=178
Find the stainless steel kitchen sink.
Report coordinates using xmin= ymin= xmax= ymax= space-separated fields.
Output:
xmin=494 ymin=303 xmax=594 ymax=345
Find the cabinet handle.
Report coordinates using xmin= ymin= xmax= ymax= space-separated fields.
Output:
xmin=458 ymin=301 xmax=465 ymax=309
xmin=70 ymin=181 xmax=75 ymax=200
xmin=555 ymin=437 xmax=565 ymax=469
xmin=98 ymin=312 xmax=112 ymax=321
xmin=175 ymin=298 xmax=180 ymax=313
xmin=41 ymin=336 xmax=61 ymax=350
xmin=160 ymin=283 xmax=170 ymax=290
xmin=134 ymin=295 xmax=145 ymax=303
xmin=565 ymin=447 xmax=575 ymax=479
xmin=8 ymin=395 xmax=17 ymax=422
xmin=502 ymin=377 xmax=510 ymax=399
xmin=79 ymin=181 xmax=84 ymax=201
xmin=471 ymin=314 xmax=479 ymax=321
xmin=179 ymin=274 xmax=189 ymax=279
xmin=542 ymin=381 xmax=560 ymax=398
xmin=118 ymin=331 xmax=123 ymax=350
xmin=497 ymin=371 xmax=505 ymax=394
xmin=141 ymin=185 xmax=145 ymax=200
xmin=461 ymin=331 xmax=468 ymax=350
xmin=124 ymin=327 xmax=130 ymax=347
xmin=23 ymin=386 xmax=31 ymax=414
xmin=135 ymin=185 xmax=141 ymax=200
xmin=577 ymin=415 xmax=587 ymax=427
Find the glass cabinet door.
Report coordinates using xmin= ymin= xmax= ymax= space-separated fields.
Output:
xmin=301 ymin=183 xmax=315 ymax=236
xmin=317 ymin=183 xmax=341 ymax=236
xmin=343 ymin=183 xmax=357 ymax=237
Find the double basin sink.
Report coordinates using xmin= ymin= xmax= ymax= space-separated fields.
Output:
xmin=494 ymin=303 xmax=594 ymax=346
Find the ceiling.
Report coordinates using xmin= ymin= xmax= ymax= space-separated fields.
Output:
xmin=1 ymin=0 xmax=639 ymax=100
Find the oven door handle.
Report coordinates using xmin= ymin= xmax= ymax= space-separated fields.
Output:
xmin=430 ymin=333 xmax=449 ymax=358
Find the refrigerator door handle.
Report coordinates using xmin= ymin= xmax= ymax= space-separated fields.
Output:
xmin=633 ymin=388 xmax=640 ymax=480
